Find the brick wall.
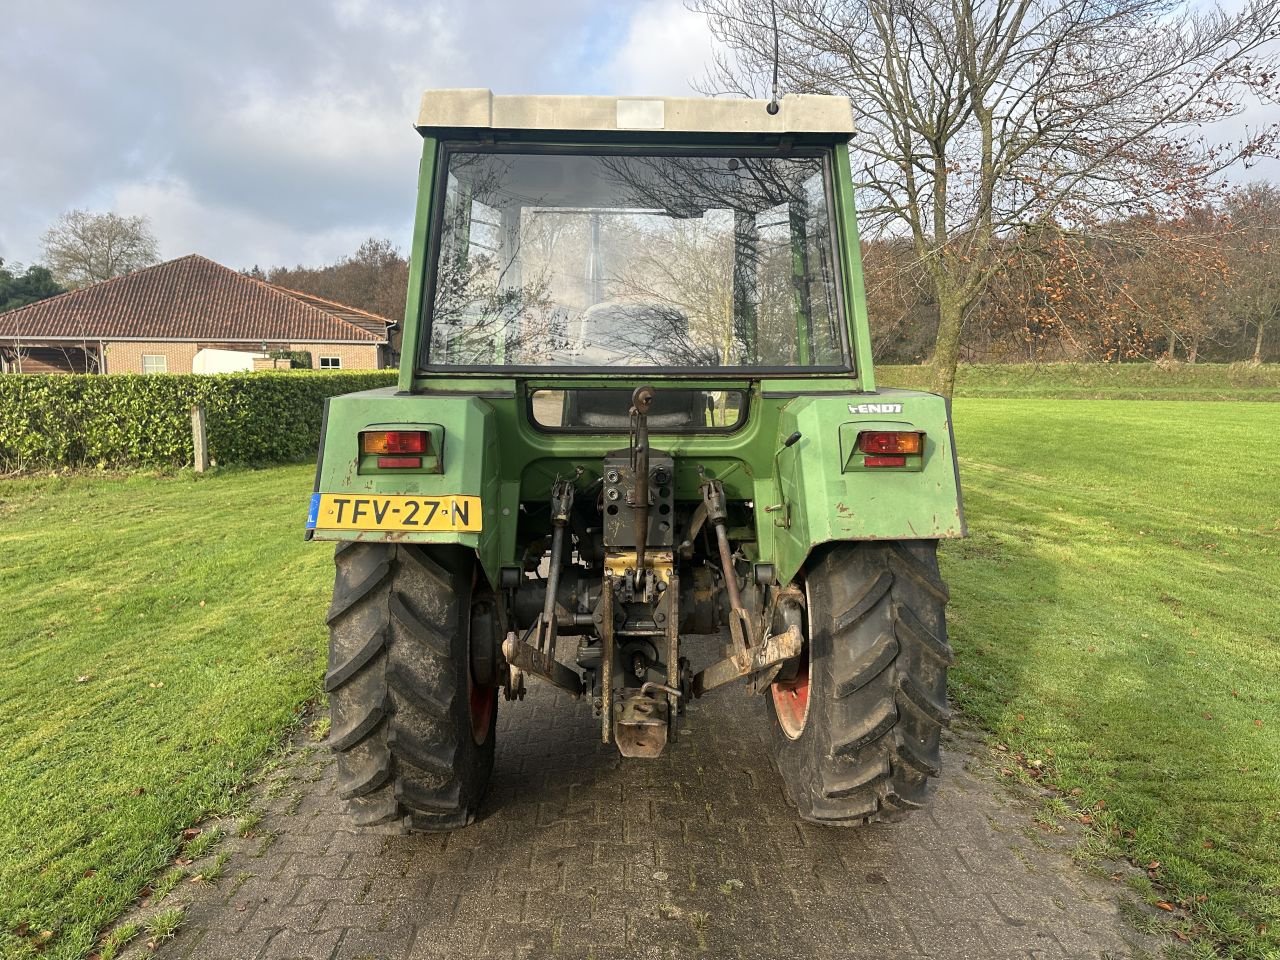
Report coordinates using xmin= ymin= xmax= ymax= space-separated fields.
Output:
xmin=288 ymin=343 xmax=384 ymax=370
xmin=100 ymin=341 xmax=384 ymax=373
xmin=104 ymin=341 xmax=200 ymax=374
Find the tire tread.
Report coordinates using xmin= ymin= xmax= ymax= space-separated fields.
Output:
xmin=326 ymin=543 xmax=494 ymax=832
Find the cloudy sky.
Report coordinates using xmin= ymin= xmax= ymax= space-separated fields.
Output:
xmin=0 ymin=0 xmax=716 ymax=271
xmin=2 ymin=0 xmax=1276 ymax=274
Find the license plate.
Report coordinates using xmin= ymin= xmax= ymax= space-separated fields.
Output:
xmin=308 ymin=493 xmax=482 ymax=532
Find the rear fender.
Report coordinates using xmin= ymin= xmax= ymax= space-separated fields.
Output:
xmin=767 ymin=388 xmax=964 ymax=584
xmin=308 ymin=387 xmax=508 ymax=584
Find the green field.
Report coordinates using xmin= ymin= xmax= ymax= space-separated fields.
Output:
xmin=880 ymin=361 xmax=1280 ymax=400
xmin=0 ymin=467 xmax=329 ymax=959
xmin=949 ymin=400 xmax=1279 ymax=957
xmin=1 ymin=397 xmax=1277 ymax=958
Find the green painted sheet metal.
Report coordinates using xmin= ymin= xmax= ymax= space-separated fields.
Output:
xmin=397 ymin=138 xmax=439 ymax=394
xmin=312 ymin=382 xmax=963 ymax=586
xmin=833 ymin=143 xmax=876 ymax=393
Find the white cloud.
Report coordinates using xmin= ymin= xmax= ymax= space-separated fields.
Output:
xmin=597 ymin=0 xmax=716 ymax=96
xmin=111 ymin=178 xmax=407 ymax=270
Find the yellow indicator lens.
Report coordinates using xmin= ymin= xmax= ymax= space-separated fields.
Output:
xmin=360 ymin=431 xmax=428 ymax=455
xmin=859 ymin=431 xmax=923 ymax=455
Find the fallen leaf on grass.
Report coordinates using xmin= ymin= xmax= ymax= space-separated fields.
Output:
xmin=76 ymin=675 xmax=91 ymax=683
xmin=1156 ymin=901 xmax=1174 ymax=911
xmin=181 ymin=828 xmax=200 ymax=841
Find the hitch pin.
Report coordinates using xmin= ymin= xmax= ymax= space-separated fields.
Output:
xmin=640 ymin=681 xmax=682 ymax=700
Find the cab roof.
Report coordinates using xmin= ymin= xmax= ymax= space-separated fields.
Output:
xmin=415 ymin=89 xmax=855 ymax=140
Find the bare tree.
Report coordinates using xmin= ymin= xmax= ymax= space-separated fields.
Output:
xmin=1222 ymin=181 xmax=1280 ymax=362
xmin=41 ymin=210 xmax=160 ymax=288
xmin=267 ymin=238 xmax=410 ymax=320
xmin=692 ymin=0 xmax=1280 ymax=394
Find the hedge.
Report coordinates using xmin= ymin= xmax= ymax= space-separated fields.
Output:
xmin=0 ymin=371 xmax=398 ymax=470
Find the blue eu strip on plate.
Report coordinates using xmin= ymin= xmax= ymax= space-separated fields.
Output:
xmin=306 ymin=492 xmax=321 ymax=530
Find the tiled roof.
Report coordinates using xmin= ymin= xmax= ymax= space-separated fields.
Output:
xmin=0 ymin=254 xmax=390 ymax=343
xmin=275 ymin=287 xmax=398 ymax=337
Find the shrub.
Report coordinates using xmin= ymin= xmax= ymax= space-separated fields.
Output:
xmin=0 ymin=371 xmax=398 ymax=470
xmin=268 ymin=349 xmax=312 ymax=369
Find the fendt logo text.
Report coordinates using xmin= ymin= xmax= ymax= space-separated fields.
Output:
xmin=848 ymin=402 xmax=904 ymax=415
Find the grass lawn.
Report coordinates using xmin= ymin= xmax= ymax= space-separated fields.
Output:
xmin=0 ymin=466 xmax=328 ymax=960
xmin=881 ymin=361 xmax=1280 ymax=400
xmin=945 ymin=400 xmax=1280 ymax=958
xmin=0 ymin=398 xmax=1277 ymax=958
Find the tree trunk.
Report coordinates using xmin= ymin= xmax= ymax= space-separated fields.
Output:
xmin=1255 ymin=319 xmax=1267 ymax=363
xmin=931 ymin=297 xmax=964 ymax=398
xmin=1189 ymin=333 xmax=1199 ymax=364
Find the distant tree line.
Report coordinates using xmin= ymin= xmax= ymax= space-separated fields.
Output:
xmin=247 ymin=238 xmax=409 ymax=321
xmin=0 ymin=260 xmax=64 ymax=313
xmin=8 ymin=182 xmax=1277 ymax=368
xmin=868 ymin=182 xmax=1280 ymax=365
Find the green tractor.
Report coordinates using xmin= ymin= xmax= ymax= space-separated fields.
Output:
xmin=307 ymin=89 xmax=964 ymax=830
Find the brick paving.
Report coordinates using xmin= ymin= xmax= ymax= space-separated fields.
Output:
xmin=150 ymin=641 xmax=1155 ymax=960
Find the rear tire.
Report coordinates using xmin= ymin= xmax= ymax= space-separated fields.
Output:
xmin=769 ymin=541 xmax=952 ymax=824
xmin=326 ymin=542 xmax=496 ymax=831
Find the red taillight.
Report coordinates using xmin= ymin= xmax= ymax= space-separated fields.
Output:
xmin=376 ymin=456 xmax=423 ymax=469
xmin=863 ymin=455 xmax=907 ymax=468
xmin=361 ymin=430 xmax=428 ymax=455
xmin=859 ymin=431 xmax=923 ymax=455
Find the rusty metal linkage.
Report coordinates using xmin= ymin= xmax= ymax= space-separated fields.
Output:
xmin=692 ymin=623 xmax=802 ymax=697
xmin=599 ymin=575 xmax=615 ymax=743
xmin=532 ymin=478 xmax=575 ymax=655
xmin=690 ymin=473 xmax=804 ymax=697
xmin=629 ymin=385 xmax=655 ymax=573
xmin=665 ymin=568 xmax=680 ymax=742
xmin=502 ymin=633 xmax=585 ymax=697
xmin=502 ymin=478 xmax=585 ymax=698
xmin=699 ymin=476 xmax=751 ymax=661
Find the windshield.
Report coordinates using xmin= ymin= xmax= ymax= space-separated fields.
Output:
xmin=422 ymin=148 xmax=846 ymax=370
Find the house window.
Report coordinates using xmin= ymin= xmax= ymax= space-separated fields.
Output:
xmin=318 ymin=356 xmax=342 ymax=369
xmin=141 ymin=354 xmax=168 ymax=374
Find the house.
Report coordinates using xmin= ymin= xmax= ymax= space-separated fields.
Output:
xmin=0 ymin=254 xmax=397 ymax=374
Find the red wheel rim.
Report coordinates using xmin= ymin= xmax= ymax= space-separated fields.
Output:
xmin=468 ymin=666 xmax=497 ymax=745
xmin=771 ymin=647 xmax=810 ymax=740
xmin=466 ymin=569 xmax=497 ymax=746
